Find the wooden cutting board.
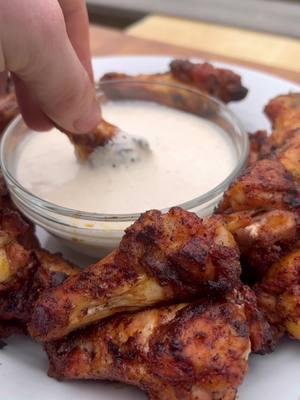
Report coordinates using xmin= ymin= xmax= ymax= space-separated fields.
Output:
xmin=89 ymin=25 xmax=300 ymax=84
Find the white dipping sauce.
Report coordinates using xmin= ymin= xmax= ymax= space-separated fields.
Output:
xmin=16 ymin=101 xmax=236 ymax=214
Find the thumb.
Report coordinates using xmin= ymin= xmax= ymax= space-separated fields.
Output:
xmin=1 ymin=0 xmax=100 ymax=133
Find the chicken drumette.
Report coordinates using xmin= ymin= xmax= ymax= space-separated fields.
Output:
xmin=45 ymin=283 xmax=276 ymax=400
xmin=255 ymin=247 xmax=300 ymax=340
xmin=46 ymin=297 xmax=250 ymax=400
xmin=101 ymin=59 xmax=248 ymax=104
xmin=0 ymin=213 xmax=79 ymax=337
xmin=29 ymin=208 xmax=241 ymax=341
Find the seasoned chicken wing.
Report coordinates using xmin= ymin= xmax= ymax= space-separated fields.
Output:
xmin=255 ymin=247 xmax=300 ymax=340
xmin=46 ymin=297 xmax=251 ymax=400
xmin=248 ymin=130 xmax=272 ymax=166
xmin=29 ymin=208 xmax=241 ymax=341
xmin=265 ymin=93 xmax=300 ymax=132
xmin=264 ymin=93 xmax=300 ymax=149
xmin=275 ymin=133 xmax=300 ymax=181
xmin=217 ymin=159 xmax=299 ymax=214
xmin=223 ymin=209 xmax=300 ymax=281
xmin=0 ymin=248 xmax=79 ymax=335
xmin=59 ymin=118 xmax=119 ymax=160
xmin=0 ymin=89 xmax=119 ymax=161
xmin=101 ymin=59 xmax=248 ymax=103
xmin=0 ymin=209 xmax=38 ymax=290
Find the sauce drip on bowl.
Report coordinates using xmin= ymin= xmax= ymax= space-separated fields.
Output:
xmin=16 ymin=100 xmax=236 ymax=214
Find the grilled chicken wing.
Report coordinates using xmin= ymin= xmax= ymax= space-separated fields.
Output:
xmin=275 ymin=133 xmax=300 ymax=181
xmin=46 ymin=297 xmax=251 ymax=400
xmin=264 ymin=93 xmax=300 ymax=150
xmin=101 ymin=59 xmax=248 ymax=103
xmin=248 ymin=130 xmax=272 ymax=166
xmin=223 ymin=209 xmax=300 ymax=281
xmin=265 ymin=93 xmax=300 ymax=132
xmin=29 ymin=208 xmax=241 ymax=341
xmin=219 ymin=93 xmax=300 ymax=213
xmin=0 ymin=209 xmax=38 ymax=289
xmin=0 ymin=247 xmax=79 ymax=336
xmin=0 ymin=89 xmax=119 ymax=161
xmin=255 ymin=247 xmax=300 ymax=340
xmin=217 ymin=159 xmax=299 ymax=214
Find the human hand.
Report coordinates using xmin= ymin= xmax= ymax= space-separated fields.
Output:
xmin=0 ymin=0 xmax=101 ymax=133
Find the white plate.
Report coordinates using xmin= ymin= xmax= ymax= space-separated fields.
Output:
xmin=1 ymin=56 xmax=300 ymax=400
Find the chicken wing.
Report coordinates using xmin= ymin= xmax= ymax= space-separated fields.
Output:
xmin=101 ymin=59 xmax=248 ymax=103
xmin=265 ymin=93 xmax=300 ymax=132
xmin=46 ymin=297 xmax=251 ymax=400
xmin=248 ymin=130 xmax=272 ymax=166
xmin=0 ymin=89 xmax=119 ymax=161
xmin=275 ymin=133 xmax=300 ymax=181
xmin=0 ymin=209 xmax=38 ymax=289
xmin=222 ymin=209 xmax=300 ymax=281
xmin=29 ymin=207 xmax=241 ymax=341
xmin=255 ymin=247 xmax=300 ymax=340
xmin=217 ymin=159 xmax=299 ymax=214
xmin=0 ymin=247 xmax=79 ymax=336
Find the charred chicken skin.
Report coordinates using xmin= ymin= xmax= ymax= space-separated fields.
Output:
xmin=222 ymin=209 xmax=300 ymax=281
xmin=217 ymin=159 xmax=300 ymax=214
xmin=29 ymin=207 xmax=241 ymax=341
xmin=46 ymin=298 xmax=251 ymax=400
xmin=255 ymin=247 xmax=300 ymax=340
xmin=219 ymin=93 xmax=300 ymax=214
xmin=0 ymin=238 xmax=79 ymax=336
xmin=264 ymin=93 xmax=300 ymax=142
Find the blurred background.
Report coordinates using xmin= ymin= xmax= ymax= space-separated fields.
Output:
xmin=86 ymin=0 xmax=300 ymax=38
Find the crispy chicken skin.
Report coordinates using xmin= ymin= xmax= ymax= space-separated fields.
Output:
xmin=0 ymin=248 xmax=79 ymax=336
xmin=220 ymin=93 xmax=300 ymax=213
xmin=0 ymin=171 xmax=39 ymax=250
xmin=217 ymin=159 xmax=300 ymax=214
xmin=46 ymin=298 xmax=251 ymax=400
xmin=224 ymin=210 xmax=300 ymax=281
xmin=29 ymin=208 xmax=241 ymax=342
xmin=264 ymin=93 xmax=300 ymax=131
xmin=101 ymin=59 xmax=248 ymax=103
xmin=264 ymin=93 xmax=300 ymax=148
xmin=255 ymin=248 xmax=300 ymax=340
xmin=0 ymin=209 xmax=38 ymax=289
xmin=275 ymin=133 xmax=300 ymax=181
xmin=248 ymin=130 xmax=273 ymax=166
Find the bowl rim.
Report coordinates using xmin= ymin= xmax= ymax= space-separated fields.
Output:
xmin=0 ymin=79 xmax=249 ymax=223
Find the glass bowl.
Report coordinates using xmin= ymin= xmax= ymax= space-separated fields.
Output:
xmin=0 ymin=80 xmax=249 ymax=258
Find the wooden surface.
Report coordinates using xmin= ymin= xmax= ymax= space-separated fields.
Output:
xmin=87 ymin=0 xmax=300 ymax=38
xmin=89 ymin=25 xmax=300 ymax=84
xmin=127 ymin=15 xmax=300 ymax=74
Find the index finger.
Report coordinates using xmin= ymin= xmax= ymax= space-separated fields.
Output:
xmin=58 ymin=0 xmax=93 ymax=81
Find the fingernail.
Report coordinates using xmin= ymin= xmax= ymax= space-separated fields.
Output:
xmin=73 ymin=99 xmax=101 ymax=133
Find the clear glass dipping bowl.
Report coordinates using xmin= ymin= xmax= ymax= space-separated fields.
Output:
xmin=0 ymin=80 xmax=249 ymax=257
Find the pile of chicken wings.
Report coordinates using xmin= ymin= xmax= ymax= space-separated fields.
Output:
xmin=0 ymin=60 xmax=299 ymax=400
